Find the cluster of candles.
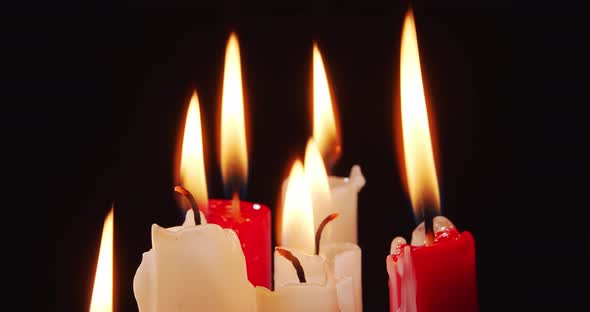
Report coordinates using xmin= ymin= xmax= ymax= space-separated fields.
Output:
xmin=89 ymin=8 xmax=477 ymax=312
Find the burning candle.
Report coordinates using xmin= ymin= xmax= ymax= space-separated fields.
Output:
xmin=89 ymin=208 xmax=113 ymax=312
xmin=175 ymin=33 xmax=271 ymax=289
xmin=312 ymin=44 xmax=365 ymax=244
xmin=212 ymin=32 xmax=271 ymax=288
xmin=386 ymin=8 xmax=478 ymax=312
xmin=134 ymin=200 xmax=258 ymax=311
xmin=304 ymin=138 xmax=363 ymax=312
xmin=274 ymin=159 xmax=361 ymax=312
xmin=281 ymin=44 xmax=365 ymax=245
xmin=271 ymin=160 xmax=342 ymax=311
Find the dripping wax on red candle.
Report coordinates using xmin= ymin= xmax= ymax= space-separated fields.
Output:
xmin=388 ymin=227 xmax=478 ymax=312
xmin=390 ymin=5 xmax=479 ymax=312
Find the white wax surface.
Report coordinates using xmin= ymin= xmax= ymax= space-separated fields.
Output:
xmin=325 ymin=165 xmax=365 ymax=244
xmin=410 ymin=216 xmax=454 ymax=246
xmin=274 ymin=246 xmax=360 ymax=312
xmin=256 ymin=284 xmax=339 ymax=312
xmin=133 ymin=210 xmax=256 ymax=312
xmin=386 ymin=245 xmax=417 ymax=312
xmin=274 ymin=248 xmax=327 ymax=287
xmin=321 ymin=242 xmax=363 ymax=312
xmin=281 ymin=165 xmax=365 ymax=245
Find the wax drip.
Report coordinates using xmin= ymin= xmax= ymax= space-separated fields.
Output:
xmin=174 ymin=186 xmax=201 ymax=225
xmin=276 ymin=248 xmax=306 ymax=283
xmin=315 ymin=213 xmax=339 ymax=255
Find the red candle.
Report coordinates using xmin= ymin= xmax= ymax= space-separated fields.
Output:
xmin=387 ymin=223 xmax=478 ymax=312
xmin=390 ymin=7 xmax=478 ymax=311
xmin=175 ymin=32 xmax=272 ymax=288
xmin=205 ymin=199 xmax=271 ymax=288
xmin=211 ymin=32 xmax=272 ymax=287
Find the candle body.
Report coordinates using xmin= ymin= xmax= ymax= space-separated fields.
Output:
xmin=321 ymin=242 xmax=363 ymax=312
xmin=256 ymin=285 xmax=339 ymax=312
xmin=274 ymin=247 xmax=356 ymax=312
xmin=281 ymin=165 xmax=365 ymax=244
xmin=387 ymin=227 xmax=478 ymax=312
xmin=324 ymin=165 xmax=365 ymax=244
xmin=133 ymin=210 xmax=256 ymax=312
xmin=206 ymin=199 xmax=271 ymax=288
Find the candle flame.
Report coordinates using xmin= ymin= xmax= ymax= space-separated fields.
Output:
xmin=313 ymin=43 xmax=341 ymax=168
xmin=400 ymin=9 xmax=441 ymax=215
xmin=179 ymin=90 xmax=209 ymax=212
xmin=303 ymin=137 xmax=332 ymax=230
xmin=280 ymin=160 xmax=315 ymax=254
xmin=220 ymin=32 xmax=248 ymax=191
xmin=89 ymin=208 xmax=113 ymax=312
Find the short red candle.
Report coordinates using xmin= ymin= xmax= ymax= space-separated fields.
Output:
xmin=205 ymin=199 xmax=271 ymax=288
xmin=387 ymin=227 xmax=478 ymax=312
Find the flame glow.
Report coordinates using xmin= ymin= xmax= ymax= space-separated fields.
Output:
xmin=303 ymin=138 xmax=332 ymax=229
xmin=400 ymin=9 xmax=441 ymax=214
xmin=89 ymin=208 xmax=113 ymax=312
xmin=313 ymin=43 xmax=341 ymax=167
xmin=221 ymin=32 xmax=248 ymax=189
xmin=179 ymin=90 xmax=209 ymax=211
xmin=280 ymin=160 xmax=315 ymax=254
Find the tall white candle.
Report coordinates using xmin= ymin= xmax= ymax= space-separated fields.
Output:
xmin=303 ymin=139 xmax=363 ymax=311
xmin=310 ymin=44 xmax=366 ymax=245
xmin=133 ymin=210 xmax=257 ymax=312
xmin=278 ymin=158 xmax=362 ymax=312
xmin=274 ymin=161 xmax=344 ymax=311
xmin=282 ymin=142 xmax=365 ymax=245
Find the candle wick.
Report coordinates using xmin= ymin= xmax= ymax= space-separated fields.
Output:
xmin=231 ymin=192 xmax=240 ymax=219
xmin=174 ymin=186 xmax=201 ymax=225
xmin=423 ymin=205 xmax=436 ymax=246
xmin=276 ymin=248 xmax=306 ymax=283
xmin=315 ymin=213 xmax=339 ymax=255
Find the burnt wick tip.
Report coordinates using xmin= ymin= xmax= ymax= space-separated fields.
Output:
xmin=174 ymin=185 xmax=201 ymax=225
xmin=315 ymin=213 xmax=339 ymax=255
xmin=276 ymin=247 xmax=306 ymax=283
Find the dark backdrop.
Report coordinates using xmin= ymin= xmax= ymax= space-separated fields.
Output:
xmin=6 ymin=1 xmax=581 ymax=311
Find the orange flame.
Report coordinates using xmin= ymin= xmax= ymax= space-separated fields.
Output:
xmin=313 ymin=43 xmax=341 ymax=168
xmin=179 ymin=90 xmax=209 ymax=211
xmin=280 ymin=160 xmax=315 ymax=254
xmin=220 ymin=32 xmax=248 ymax=191
xmin=400 ymin=9 xmax=441 ymax=215
xmin=89 ymin=208 xmax=113 ymax=312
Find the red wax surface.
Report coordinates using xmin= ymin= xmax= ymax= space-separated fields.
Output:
xmin=205 ymin=199 xmax=271 ymax=288
xmin=388 ymin=228 xmax=478 ymax=312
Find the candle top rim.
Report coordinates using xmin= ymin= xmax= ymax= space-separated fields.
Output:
xmin=206 ymin=198 xmax=270 ymax=219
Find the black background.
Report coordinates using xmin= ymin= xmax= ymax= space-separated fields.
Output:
xmin=6 ymin=1 xmax=583 ymax=311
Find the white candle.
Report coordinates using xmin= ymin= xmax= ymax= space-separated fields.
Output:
xmin=261 ymin=247 xmax=341 ymax=312
xmin=133 ymin=209 xmax=257 ymax=312
xmin=278 ymin=158 xmax=361 ymax=312
xmin=320 ymin=242 xmax=363 ymax=312
xmin=282 ymin=141 xmax=365 ymax=245
xmin=303 ymin=139 xmax=363 ymax=311
xmin=256 ymin=283 xmax=339 ymax=312
xmin=325 ymin=165 xmax=365 ymax=244
xmin=310 ymin=44 xmax=366 ymax=245
xmin=274 ymin=161 xmax=343 ymax=310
